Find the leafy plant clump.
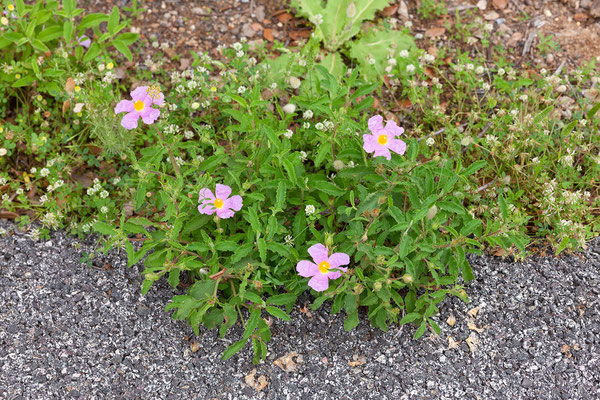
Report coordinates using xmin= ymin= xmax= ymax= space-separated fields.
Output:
xmin=1 ymin=0 xmax=599 ymax=365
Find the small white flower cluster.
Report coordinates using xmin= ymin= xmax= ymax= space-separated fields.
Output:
xmin=46 ymin=179 xmax=65 ymax=193
xmin=315 ymin=120 xmax=335 ymax=132
xmin=299 ymin=151 xmax=308 ymax=162
xmin=87 ymin=178 xmax=103 ymax=196
xmin=559 ymin=148 xmax=576 ymax=167
xmin=41 ymin=212 xmax=61 ymax=229
xmin=426 ymin=137 xmax=435 ymax=146
xmin=184 ymin=130 xmax=194 ymax=139
xmin=485 ymin=134 xmax=500 ymax=146
xmin=305 ymin=204 xmax=316 ymax=216
xmin=420 ymin=53 xmax=435 ymax=64
xmin=284 ymin=235 xmax=294 ymax=246
xmin=164 ymin=124 xmax=181 ymax=135
xmin=312 ymin=14 xmax=324 ymax=25
xmin=175 ymin=157 xmax=185 ymax=166
xmin=283 ymin=129 xmax=294 ymax=139
xmin=40 ymin=168 xmax=50 ymax=177
xmin=237 ymin=86 xmax=247 ymax=94
xmin=303 ymin=110 xmax=313 ymax=119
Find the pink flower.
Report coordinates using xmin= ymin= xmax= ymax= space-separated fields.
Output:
xmin=114 ymin=86 xmax=164 ymax=130
xmin=363 ymin=115 xmax=407 ymax=160
xmin=77 ymin=35 xmax=91 ymax=48
xmin=198 ymin=184 xmax=243 ymax=219
xmin=296 ymin=243 xmax=350 ymax=292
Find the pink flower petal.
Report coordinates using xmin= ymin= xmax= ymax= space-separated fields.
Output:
xmin=198 ymin=188 xmax=215 ymax=202
xmin=224 ymin=195 xmax=243 ymax=211
xmin=363 ymin=134 xmax=377 ymax=153
xmin=326 ymin=267 xmax=347 ymax=280
xmin=198 ymin=201 xmax=216 ymax=215
xmin=383 ymin=120 xmax=404 ymax=137
xmin=388 ymin=138 xmax=407 ymax=156
xmin=215 ymin=184 xmax=232 ymax=200
xmin=114 ymin=100 xmax=134 ymax=115
xmin=328 ymin=252 xmax=350 ymax=269
xmin=142 ymin=95 xmax=153 ymax=107
xmin=120 ymin=112 xmax=140 ymax=130
xmin=130 ymin=86 xmax=148 ymax=101
xmin=152 ymin=92 xmax=165 ymax=106
xmin=216 ymin=207 xmax=235 ymax=219
xmin=373 ymin=145 xmax=392 ymax=160
xmin=308 ymin=274 xmax=329 ymax=291
xmin=296 ymin=260 xmax=319 ymax=278
xmin=140 ymin=107 xmax=160 ymax=125
xmin=368 ymin=115 xmax=384 ymax=134
xmin=308 ymin=243 xmax=328 ymax=264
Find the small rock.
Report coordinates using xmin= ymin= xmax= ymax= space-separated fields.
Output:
xmin=254 ymin=5 xmax=265 ymax=21
xmin=242 ymin=23 xmax=256 ymax=38
xmin=591 ymin=0 xmax=600 ymax=17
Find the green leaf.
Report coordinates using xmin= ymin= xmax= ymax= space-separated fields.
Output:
xmin=461 ymin=219 xmax=482 ymax=237
xmin=189 ymin=280 xmax=216 ymax=300
xmin=413 ymin=321 xmax=427 ymax=339
xmin=115 ymin=32 xmax=139 ymax=46
xmin=313 ymin=143 xmax=331 ymax=169
xmin=343 ymin=310 xmax=359 ymax=331
xmin=12 ymin=76 xmax=36 ymax=87
xmin=587 ymin=102 xmax=600 ymax=120
xmin=438 ymin=200 xmax=465 ymax=215
xmin=428 ymin=319 xmax=442 ymax=335
xmin=561 ymin=120 xmax=578 ymax=136
xmin=93 ymin=221 xmax=116 ymax=235
xmin=318 ymin=52 xmax=345 ymax=78
xmin=533 ymin=105 xmax=553 ymax=125
xmin=242 ymin=309 xmax=261 ymax=340
xmin=112 ymin=39 xmax=132 ymax=61
xmin=167 ymin=269 xmax=180 ymax=289
xmin=399 ymin=312 xmax=421 ymax=324
xmin=461 ymin=160 xmax=486 ymax=177
xmin=107 ymin=6 xmax=120 ymax=34
xmin=245 ymin=206 xmax=263 ymax=234
xmin=36 ymin=25 xmax=63 ymax=42
xmin=31 ymin=39 xmax=50 ymax=53
xmin=243 ymin=292 xmax=264 ymax=305
xmin=257 ymin=237 xmax=267 ymax=263
xmin=498 ymin=195 xmax=508 ymax=221
xmin=221 ymin=338 xmax=247 ymax=360
xmin=266 ymin=293 xmax=297 ymax=306
xmin=348 ymin=28 xmax=415 ymax=81
xmin=274 ymin=181 xmax=286 ymax=211
xmin=309 ymin=179 xmax=345 ymax=196
xmin=83 ymin=42 xmax=101 ymax=62
xmin=63 ymin=20 xmax=73 ymax=43
xmin=265 ymin=306 xmax=291 ymax=321
xmin=79 ymin=13 xmax=108 ymax=29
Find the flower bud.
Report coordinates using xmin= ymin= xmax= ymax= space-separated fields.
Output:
xmin=333 ymin=160 xmax=345 ymax=171
xmin=426 ymin=205 xmax=438 ymax=220
xmin=402 ymin=274 xmax=413 ymax=284
xmin=282 ymin=103 xmax=296 ymax=114
xmin=373 ymin=281 xmax=382 ymax=292
xmin=324 ymin=232 xmax=334 ymax=248
xmin=353 ymin=284 xmax=364 ymax=295
xmin=253 ymin=280 xmax=263 ymax=291
xmin=288 ymin=76 xmax=301 ymax=89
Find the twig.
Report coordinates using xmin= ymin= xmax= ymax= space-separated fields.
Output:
xmin=476 ymin=178 xmax=497 ymax=193
xmin=553 ymin=60 xmax=566 ymax=76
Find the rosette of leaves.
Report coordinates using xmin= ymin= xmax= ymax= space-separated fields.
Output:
xmin=290 ymin=0 xmax=415 ymax=81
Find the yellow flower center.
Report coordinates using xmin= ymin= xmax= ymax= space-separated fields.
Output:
xmin=318 ymin=261 xmax=331 ymax=274
xmin=377 ymin=134 xmax=388 ymax=145
xmin=214 ymin=198 xmax=224 ymax=209
xmin=8 ymin=4 xmax=14 ymax=10
xmin=134 ymin=100 xmax=145 ymax=112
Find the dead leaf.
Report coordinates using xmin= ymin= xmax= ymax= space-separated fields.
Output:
xmin=190 ymin=340 xmax=200 ymax=353
xmin=398 ymin=1 xmax=409 ymax=19
xmin=263 ymin=28 xmax=274 ymax=42
xmin=447 ymin=335 xmax=460 ymax=349
xmin=299 ymin=303 xmax=313 ymax=318
xmin=65 ymin=77 xmax=76 ymax=94
xmin=484 ymin=11 xmax=500 ymax=20
xmin=446 ymin=315 xmax=456 ymax=327
xmin=348 ymin=354 xmax=366 ymax=367
xmin=179 ymin=58 xmax=191 ymax=71
xmin=251 ymin=22 xmax=263 ymax=32
xmin=573 ymin=13 xmax=589 ymax=22
xmin=492 ymin=0 xmax=507 ymax=9
xmin=561 ymin=344 xmax=572 ymax=358
xmin=289 ymin=29 xmax=311 ymax=41
xmin=467 ymin=306 xmax=480 ymax=318
xmin=426 ymin=27 xmax=446 ymax=37
xmin=467 ymin=322 xmax=485 ymax=333
xmin=245 ymin=369 xmax=269 ymax=391
xmin=381 ymin=4 xmax=398 ymax=17
xmin=507 ymin=31 xmax=524 ymax=47
xmin=0 ymin=211 xmax=18 ymax=219
xmin=466 ymin=334 xmax=479 ymax=353
xmin=276 ymin=12 xmax=293 ymax=23
xmin=273 ymin=351 xmax=302 ymax=372
xmin=62 ymin=99 xmax=71 ymax=116
xmin=476 ymin=0 xmax=487 ymax=10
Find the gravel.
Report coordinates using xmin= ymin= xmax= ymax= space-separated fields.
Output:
xmin=1 ymin=219 xmax=599 ymax=399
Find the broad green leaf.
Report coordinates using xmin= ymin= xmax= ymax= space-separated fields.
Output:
xmin=533 ymin=105 xmax=553 ymax=125
xmin=221 ymin=338 xmax=247 ymax=360
xmin=107 ymin=6 xmax=120 ymax=34
xmin=79 ymin=13 xmax=108 ymax=29
xmin=343 ymin=310 xmax=359 ymax=331
xmin=399 ymin=312 xmax=421 ymax=324
xmin=265 ymin=306 xmax=291 ymax=321
xmin=242 ymin=309 xmax=261 ymax=340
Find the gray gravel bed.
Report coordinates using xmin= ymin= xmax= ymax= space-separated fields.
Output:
xmin=1 ymin=219 xmax=599 ymax=400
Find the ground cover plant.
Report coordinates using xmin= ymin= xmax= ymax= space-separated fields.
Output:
xmin=1 ymin=0 xmax=599 ymax=363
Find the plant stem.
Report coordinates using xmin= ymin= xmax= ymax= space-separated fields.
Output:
xmin=152 ymin=123 xmax=180 ymax=177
